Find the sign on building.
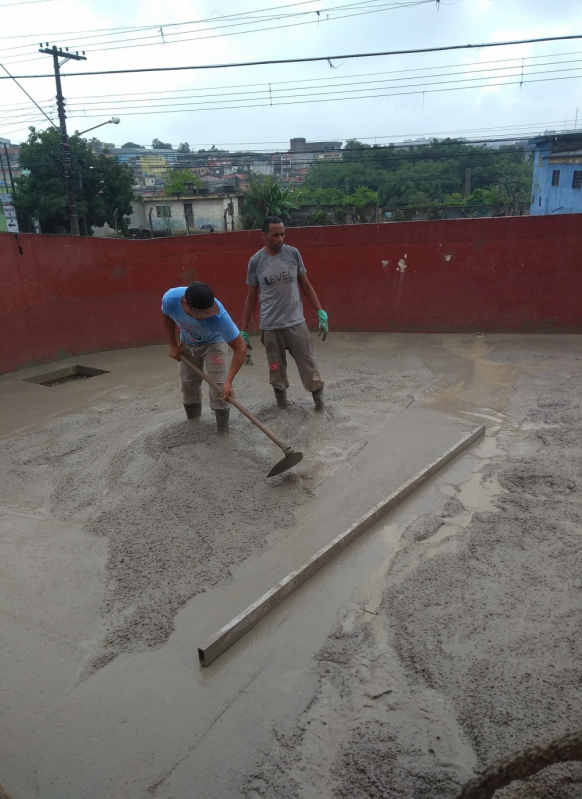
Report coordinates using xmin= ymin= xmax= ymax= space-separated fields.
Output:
xmin=1 ymin=193 xmax=19 ymax=233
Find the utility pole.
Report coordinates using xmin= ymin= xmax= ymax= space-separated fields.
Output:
xmin=39 ymin=44 xmax=86 ymax=236
xmin=3 ymin=143 xmax=16 ymax=192
xmin=0 ymin=150 xmax=8 ymax=191
xmin=464 ymin=167 xmax=472 ymax=199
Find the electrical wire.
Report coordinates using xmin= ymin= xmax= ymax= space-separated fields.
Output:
xmin=4 ymin=65 xmax=580 ymax=126
xmin=3 ymin=34 xmax=582 ymax=80
xmin=0 ymin=0 xmax=406 ymax=43
xmin=0 ymin=62 xmax=58 ymax=129
xmin=0 ymin=0 xmax=432 ymax=62
xmin=7 ymin=50 xmax=582 ymax=112
xmin=51 ymin=60 xmax=582 ymax=113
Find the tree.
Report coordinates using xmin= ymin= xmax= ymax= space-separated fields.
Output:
xmin=163 ymin=169 xmax=203 ymax=196
xmin=13 ymin=126 xmax=135 ymax=235
xmin=177 ymin=142 xmax=191 ymax=153
xmin=344 ymin=185 xmax=379 ymax=221
xmin=152 ymin=138 xmax=172 ymax=150
xmin=122 ymin=141 xmax=142 ymax=149
xmin=243 ymin=175 xmax=299 ymax=229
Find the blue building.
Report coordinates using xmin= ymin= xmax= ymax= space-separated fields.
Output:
xmin=530 ymin=133 xmax=582 ymax=215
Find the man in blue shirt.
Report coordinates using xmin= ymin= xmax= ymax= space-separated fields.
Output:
xmin=161 ymin=281 xmax=247 ymax=434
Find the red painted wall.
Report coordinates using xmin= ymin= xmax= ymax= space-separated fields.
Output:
xmin=1 ymin=215 xmax=581 ymax=374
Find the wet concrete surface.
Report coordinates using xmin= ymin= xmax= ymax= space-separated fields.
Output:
xmin=0 ymin=334 xmax=580 ymax=798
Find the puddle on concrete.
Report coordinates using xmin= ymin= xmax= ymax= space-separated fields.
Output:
xmin=457 ymin=472 xmax=504 ymax=513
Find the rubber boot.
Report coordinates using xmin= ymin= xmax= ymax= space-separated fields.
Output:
xmin=184 ymin=403 xmax=202 ymax=420
xmin=312 ymin=388 xmax=325 ymax=412
xmin=215 ymin=408 xmax=230 ymax=435
xmin=274 ymin=388 xmax=289 ymax=410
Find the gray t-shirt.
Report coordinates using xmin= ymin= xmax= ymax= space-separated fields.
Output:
xmin=246 ymin=244 xmax=307 ymax=330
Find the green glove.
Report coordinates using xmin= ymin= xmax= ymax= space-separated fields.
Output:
xmin=317 ymin=310 xmax=328 ymax=342
xmin=241 ymin=330 xmax=250 ymax=346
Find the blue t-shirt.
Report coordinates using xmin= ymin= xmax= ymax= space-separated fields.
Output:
xmin=161 ymin=287 xmax=239 ymax=346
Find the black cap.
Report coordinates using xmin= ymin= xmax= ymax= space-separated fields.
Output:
xmin=184 ymin=282 xmax=214 ymax=309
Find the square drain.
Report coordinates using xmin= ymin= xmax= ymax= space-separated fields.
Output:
xmin=24 ymin=365 xmax=110 ymax=387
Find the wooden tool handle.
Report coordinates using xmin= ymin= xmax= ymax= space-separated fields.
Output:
xmin=179 ymin=346 xmax=289 ymax=454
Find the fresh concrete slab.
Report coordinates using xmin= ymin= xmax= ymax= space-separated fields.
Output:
xmin=0 ymin=334 xmax=580 ymax=799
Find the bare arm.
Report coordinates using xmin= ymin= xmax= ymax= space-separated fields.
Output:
xmin=242 ymin=285 xmax=259 ymax=332
xmin=223 ymin=334 xmax=248 ymax=400
xmin=298 ymin=274 xmax=323 ymax=313
xmin=162 ymin=313 xmax=182 ymax=361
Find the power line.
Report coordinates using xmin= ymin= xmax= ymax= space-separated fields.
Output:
xmin=11 ymin=57 xmax=576 ymax=114
xmin=7 ymin=51 xmax=582 ymax=113
xmin=0 ymin=62 xmax=58 ymax=128
xmin=0 ymin=113 xmax=570 ymax=144
xmin=50 ymin=2 xmax=434 ymax=57
xmin=0 ymin=0 xmax=392 ymax=42
xmin=0 ymin=0 xmax=431 ymax=60
xmin=3 ymin=34 xmax=582 ymax=80
xmin=0 ymin=0 xmax=59 ymax=6
xmin=48 ymin=61 xmax=582 ymax=113
xmin=6 ymin=70 xmax=579 ymax=126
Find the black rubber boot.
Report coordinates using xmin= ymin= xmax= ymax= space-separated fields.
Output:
xmin=274 ymin=388 xmax=289 ymax=410
xmin=215 ymin=409 xmax=230 ymax=435
xmin=184 ymin=403 xmax=202 ymax=419
xmin=312 ymin=388 xmax=325 ymax=412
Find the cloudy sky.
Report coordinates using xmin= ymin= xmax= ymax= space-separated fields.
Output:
xmin=2 ymin=0 xmax=581 ymax=151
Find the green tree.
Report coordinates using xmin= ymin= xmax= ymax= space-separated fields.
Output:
xmin=296 ymin=186 xmax=347 ymax=206
xmin=13 ymin=126 xmax=135 ymax=235
xmin=177 ymin=142 xmax=191 ymax=153
xmin=303 ymin=138 xmax=532 ymax=214
xmin=122 ymin=141 xmax=142 ymax=149
xmin=163 ymin=169 xmax=203 ymax=196
xmin=344 ymin=185 xmax=379 ymax=221
xmin=152 ymin=138 xmax=172 ymax=150
xmin=308 ymin=210 xmax=331 ymax=226
xmin=243 ymin=175 xmax=299 ymax=229
xmin=344 ymin=185 xmax=379 ymax=210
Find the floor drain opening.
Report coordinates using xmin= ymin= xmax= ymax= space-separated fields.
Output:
xmin=24 ymin=365 xmax=110 ymax=387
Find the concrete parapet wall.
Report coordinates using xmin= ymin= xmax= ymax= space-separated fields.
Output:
xmin=0 ymin=214 xmax=580 ymax=374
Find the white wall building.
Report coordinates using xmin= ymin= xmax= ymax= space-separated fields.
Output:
xmin=126 ymin=193 xmax=245 ymax=236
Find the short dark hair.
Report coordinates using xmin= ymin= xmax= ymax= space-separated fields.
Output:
xmin=184 ymin=281 xmax=214 ymax=309
xmin=262 ymin=215 xmax=284 ymax=233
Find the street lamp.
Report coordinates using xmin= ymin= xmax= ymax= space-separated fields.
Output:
xmin=74 ymin=117 xmax=120 ymax=137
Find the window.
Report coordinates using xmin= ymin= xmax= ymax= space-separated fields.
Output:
xmin=572 ymin=171 xmax=582 ymax=190
xmin=156 ymin=205 xmax=171 ymax=218
xmin=551 ymin=170 xmax=560 ymax=187
xmin=539 ymin=197 xmax=542 ymax=206
xmin=538 ymin=153 xmax=543 ymax=168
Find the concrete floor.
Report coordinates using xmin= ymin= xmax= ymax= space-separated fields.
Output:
xmin=0 ymin=333 xmax=581 ymax=799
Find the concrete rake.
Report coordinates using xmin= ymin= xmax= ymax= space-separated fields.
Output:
xmin=179 ymin=346 xmax=303 ymax=478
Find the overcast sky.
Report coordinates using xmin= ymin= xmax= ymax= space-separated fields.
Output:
xmin=2 ymin=0 xmax=581 ymax=150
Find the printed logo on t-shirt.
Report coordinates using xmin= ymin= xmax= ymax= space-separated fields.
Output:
xmin=181 ymin=326 xmax=202 ymax=341
xmin=263 ymin=270 xmax=294 ymax=286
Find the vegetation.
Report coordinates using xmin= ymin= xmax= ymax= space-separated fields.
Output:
xmin=300 ymin=138 xmax=532 ymax=215
xmin=152 ymin=138 xmax=172 ymax=150
xmin=121 ymin=141 xmax=142 ymax=149
xmin=243 ymin=175 xmax=299 ymax=229
xmin=13 ymin=127 xmax=135 ymax=235
xmin=177 ymin=142 xmax=191 ymax=153
xmin=163 ymin=169 xmax=203 ymax=196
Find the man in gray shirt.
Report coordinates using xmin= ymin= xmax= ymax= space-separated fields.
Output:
xmin=241 ymin=215 xmax=329 ymax=411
